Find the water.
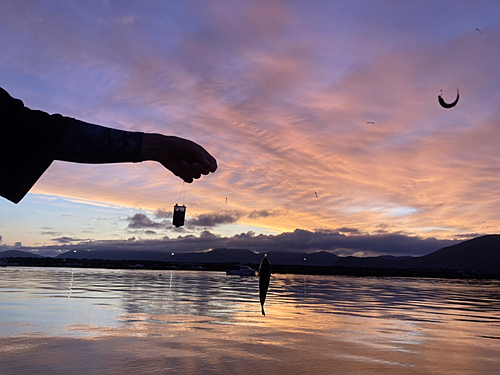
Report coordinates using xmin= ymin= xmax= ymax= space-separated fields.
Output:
xmin=1 ymin=267 xmax=500 ymax=374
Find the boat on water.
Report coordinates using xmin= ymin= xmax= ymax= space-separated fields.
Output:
xmin=226 ymin=265 xmax=257 ymax=276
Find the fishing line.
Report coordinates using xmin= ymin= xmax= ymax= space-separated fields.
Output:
xmin=172 ymin=181 xmax=187 ymax=227
xmin=219 ymin=168 xmax=269 ymax=232
xmin=261 ymin=120 xmax=387 ymax=235
xmin=176 ymin=181 xmax=186 ymax=206
xmin=219 ymin=168 xmax=273 ymax=283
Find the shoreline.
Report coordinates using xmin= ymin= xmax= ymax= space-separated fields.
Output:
xmin=2 ymin=257 xmax=500 ymax=280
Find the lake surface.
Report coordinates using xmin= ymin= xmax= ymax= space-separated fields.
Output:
xmin=1 ymin=267 xmax=500 ymax=374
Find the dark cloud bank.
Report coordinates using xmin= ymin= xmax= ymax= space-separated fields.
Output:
xmin=7 ymin=228 xmax=460 ymax=258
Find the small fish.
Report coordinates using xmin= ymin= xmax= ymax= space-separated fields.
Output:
xmin=259 ymin=254 xmax=272 ymax=316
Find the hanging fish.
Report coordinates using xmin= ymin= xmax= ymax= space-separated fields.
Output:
xmin=172 ymin=204 xmax=186 ymax=227
xmin=259 ymin=254 xmax=272 ymax=315
xmin=438 ymin=88 xmax=459 ymax=109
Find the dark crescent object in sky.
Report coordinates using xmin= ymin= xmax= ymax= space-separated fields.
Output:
xmin=438 ymin=88 xmax=459 ymax=109
xmin=259 ymin=255 xmax=271 ymax=316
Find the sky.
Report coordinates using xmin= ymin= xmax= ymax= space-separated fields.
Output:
xmin=1 ymin=0 xmax=500 ymax=258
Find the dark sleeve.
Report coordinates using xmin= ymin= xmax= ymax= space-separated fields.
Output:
xmin=53 ymin=120 xmax=144 ymax=164
xmin=0 ymin=87 xmax=73 ymax=204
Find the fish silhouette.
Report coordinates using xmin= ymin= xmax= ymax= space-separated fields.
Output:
xmin=259 ymin=255 xmax=272 ymax=315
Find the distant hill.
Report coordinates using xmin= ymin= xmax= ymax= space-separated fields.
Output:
xmin=26 ymin=235 xmax=500 ymax=272
xmin=0 ymin=250 xmax=42 ymax=258
xmin=56 ymin=250 xmax=175 ymax=262
xmin=333 ymin=256 xmax=398 ymax=268
xmin=331 ymin=235 xmax=500 ymax=272
xmin=55 ymin=248 xmax=258 ymax=262
xmin=400 ymin=235 xmax=500 ymax=271
xmin=268 ymin=250 xmax=338 ymax=266
xmin=56 ymin=248 xmax=338 ymax=266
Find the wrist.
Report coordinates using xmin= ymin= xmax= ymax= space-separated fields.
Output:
xmin=140 ymin=133 xmax=164 ymax=162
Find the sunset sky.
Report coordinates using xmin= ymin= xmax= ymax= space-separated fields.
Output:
xmin=1 ymin=0 xmax=500 ymax=257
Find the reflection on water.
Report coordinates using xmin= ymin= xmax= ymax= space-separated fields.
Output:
xmin=1 ymin=267 xmax=500 ymax=374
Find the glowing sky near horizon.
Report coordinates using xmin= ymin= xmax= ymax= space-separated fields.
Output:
xmin=1 ymin=0 xmax=500 ymax=255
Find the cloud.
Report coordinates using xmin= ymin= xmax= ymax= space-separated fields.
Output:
xmin=6 ymin=228 xmax=460 ymax=258
xmin=127 ymin=213 xmax=166 ymax=229
xmin=247 ymin=210 xmax=279 ymax=219
xmin=41 ymin=231 xmax=61 ymax=236
xmin=154 ymin=209 xmax=172 ymax=219
xmin=0 ymin=235 xmax=2 ymax=243
xmin=334 ymin=227 xmax=361 ymax=235
xmin=14 ymin=242 xmax=22 ymax=247
xmin=452 ymin=233 xmax=487 ymax=239
xmin=200 ymin=230 xmax=219 ymax=238
xmin=51 ymin=237 xmax=86 ymax=244
xmin=187 ymin=211 xmax=243 ymax=228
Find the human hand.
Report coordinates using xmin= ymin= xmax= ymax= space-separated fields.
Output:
xmin=141 ymin=134 xmax=217 ymax=182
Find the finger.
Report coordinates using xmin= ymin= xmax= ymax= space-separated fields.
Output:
xmin=188 ymin=163 xmax=204 ymax=179
xmin=204 ymin=151 xmax=217 ymax=172
xmin=209 ymin=158 xmax=218 ymax=173
xmin=191 ymin=144 xmax=217 ymax=172
xmin=179 ymin=161 xmax=199 ymax=182
xmin=200 ymin=151 xmax=217 ymax=172
xmin=181 ymin=174 xmax=194 ymax=183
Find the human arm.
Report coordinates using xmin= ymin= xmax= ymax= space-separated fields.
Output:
xmin=0 ymin=86 xmax=217 ymax=204
xmin=53 ymin=120 xmax=217 ymax=183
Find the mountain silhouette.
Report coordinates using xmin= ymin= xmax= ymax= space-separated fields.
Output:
xmin=0 ymin=250 xmax=42 ymax=258
xmin=331 ymin=235 xmax=500 ymax=272
xmin=4 ymin=235 xmax=500 ymax=272
xmin=53 ymin=248 xmax=338 ymax=266
xmin=399 ymin=234 xmax=500 ymax=271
